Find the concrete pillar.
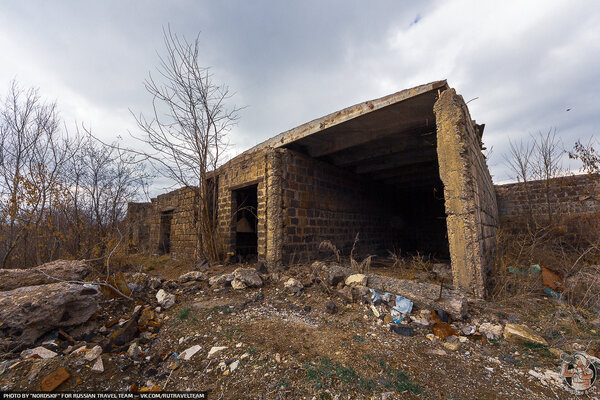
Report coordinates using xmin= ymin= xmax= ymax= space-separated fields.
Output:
xmin=434 ymin=88 xmax=498 ymax=298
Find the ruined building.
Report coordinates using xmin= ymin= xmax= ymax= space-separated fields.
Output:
xmin=128 ymin=81 xmax=498 ymax=297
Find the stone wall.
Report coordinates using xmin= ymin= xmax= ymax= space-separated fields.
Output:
xmin=126 ymin=202 xmax=152 ymax=253
xmin=278 ymin=148 xmax=395 ymax=263
xmin=434 ymin=88 xmax=498 ymax=298
xmin=148 ymin=186 xmax=198 ymax=260
xmin=495 ymin=174 xmax=600 ymax=221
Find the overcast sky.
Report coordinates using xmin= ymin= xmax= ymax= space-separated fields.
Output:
xmin=1 ymin=0 xmax=598 ymax=189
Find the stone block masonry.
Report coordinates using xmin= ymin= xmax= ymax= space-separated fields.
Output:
xmin=148 ymin=187 xmax=199 ymax=260
xmin=495 ymin=174 xmax=600 ymax=221
xmin=278 ymin=148 xmax=395 ymax=264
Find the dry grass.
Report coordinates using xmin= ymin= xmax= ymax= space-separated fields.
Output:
xmin=318 ymin=240 xmax=341 ymax=264
xmin=489 ymin=213 xmax=600 ymax=313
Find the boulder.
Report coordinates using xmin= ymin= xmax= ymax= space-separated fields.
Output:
xmin=345 ymin=274 xmax=367 ymax=287
xmin=503 ymin=324 xmax=548 ymax=345
xmin=156 ymin=289 xmax=176 ymax=309
xmin=327 ymin=266 xmax=349 ymax=287
xmin=178 ymin=271 xmax=208 ymax=283
xmin=336 ymin=286 xmax=355 ymax=303
xmin=284 ymin=278 xmax=303 ymax=293
xmin=209 ymin=273 xmax=234 ymax=287
xmin=0 ymin=260 xmax=90 ymax=291
xmin=232 ymin=268 xmax=263 ymax=288
xmin=0 ymin=282 xmax=100 ymax=344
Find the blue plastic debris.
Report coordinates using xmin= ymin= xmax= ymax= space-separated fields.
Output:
xmin=544 ymin=287 xmax=563 ymax=299
xmin=369 ymin=289 xmax=392 ymax=304
xmin=508 ymin=264 xmax=542 ymax=275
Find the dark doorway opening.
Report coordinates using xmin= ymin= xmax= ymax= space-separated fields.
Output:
xmin=233 ymin=185 xmax=258 ymax=260
xmin=388 ymin=183 xmax=449 ymax=260
xmin=159 ymin=210 xmax=173 ymax=254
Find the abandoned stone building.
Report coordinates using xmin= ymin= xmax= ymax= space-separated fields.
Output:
xmin=128 ymin=80 xmax=499 ymax=297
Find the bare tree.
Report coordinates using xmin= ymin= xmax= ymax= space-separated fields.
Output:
xmin=505 ymin=138 xmax=535 ymax=220
xmin=0 ymin=80 xmax=66 ymax=267
xmin=569 ymin=137 xmax=600 ymax=175
xmin=129 ymin=27 xmax=241 ymax=262
xmin=532 ymin=128 xmax=564 ymax=223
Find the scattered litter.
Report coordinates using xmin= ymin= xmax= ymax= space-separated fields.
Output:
xmin=508 ymin=264 xmax=541 ymax=275
xmin=369 ymin=304 xmax=380 ymax=318
xmin=543 ymin=287 xmax=563 ymax=299
xmin=369 ymin=289 xmax=392 ymax=305
xmin=208 ymin=346 xmax=227 ymax=358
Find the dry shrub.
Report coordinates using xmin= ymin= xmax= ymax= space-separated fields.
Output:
xmin=318 ymin=240 xmax=341 ymax=263
xmin=489 ymin=212 xmax=600 ymax=307
xmin=564 ymin=264 xmax=600 ymax=311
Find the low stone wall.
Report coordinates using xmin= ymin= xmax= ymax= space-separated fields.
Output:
xmin=495 ymin=174 xmax=600 ymax=221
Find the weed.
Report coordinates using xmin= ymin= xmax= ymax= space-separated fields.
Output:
xmin=178 ymin=307 xmax=190 ymax=320
xmin=223 ymin=326 xmax=241 ymax=340
xmin=382 ymin=369 xmax=422 ymax=394
xmin=352 ymin=334 xmax=365 ymax=343
xmin=520 ymin=342 xmax=553 ymax=358
xmin=247 ymin=346 xmax=258 ymax=356
xmin=304 ymin=358 xmax=414 ymax=395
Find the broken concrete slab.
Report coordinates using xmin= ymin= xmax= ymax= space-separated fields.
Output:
xmin=0 ymin=282 xmax=100 ymax=344
xmin=503 ymin=323 xmax=548 ymax=345
xmin=0 ymin=260 xmax=90 ymax=291
xmin=21 ymin=347 xmax=58 ymax=359
xmin=367 ymin=274 xmax=467 ymax=319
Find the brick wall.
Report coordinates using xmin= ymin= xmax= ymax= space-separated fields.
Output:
xmin=434 ymin=88 xmax=498 ymax=298
xmin=278 ymin=148 xmax=396 ymax=263
xmin=495 ymin=174 xmax=600 ymax=221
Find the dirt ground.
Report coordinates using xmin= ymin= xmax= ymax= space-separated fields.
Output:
xmin=1 ymin=261 xmax=599 ymax=399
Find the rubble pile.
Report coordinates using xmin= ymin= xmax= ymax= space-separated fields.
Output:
xmin=0 ymin=259 xmax=596 ymax=397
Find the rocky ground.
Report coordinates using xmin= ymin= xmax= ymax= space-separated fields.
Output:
xmin=1 ymin=259 xmax=599 ymax=399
